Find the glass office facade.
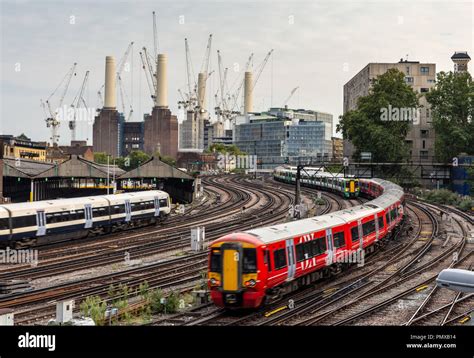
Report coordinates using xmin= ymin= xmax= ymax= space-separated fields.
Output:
xmin=234 ymin=118 xmax=333 ymax=168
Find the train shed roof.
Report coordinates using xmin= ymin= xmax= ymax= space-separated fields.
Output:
xmin=118 ymin=156 xmax=193 ymax=180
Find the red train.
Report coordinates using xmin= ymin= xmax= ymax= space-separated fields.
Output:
xmin=208 ymin=178 xmax=405 ymax=308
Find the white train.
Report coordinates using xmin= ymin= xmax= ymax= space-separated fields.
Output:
xmin=0 ymin=191 xmax=171 ymax=248
xmin=274 ymin=166 xmax=360 ymax=198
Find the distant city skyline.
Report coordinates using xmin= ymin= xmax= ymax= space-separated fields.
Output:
xmin=1 ymin=0 xmax=472 ymax=144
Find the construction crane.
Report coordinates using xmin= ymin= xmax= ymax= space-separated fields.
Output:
xmin=139 ymin=46 xmax=159 ymax=106
xmin=283 ymin=86 xmax=299 ymax=107
xmin=139 ymin=49 xmax=155 ymax=102
xmin=214 ymin=50 xmax=231 ymax=121
xmin=116 ymin=42 xmax=134 ymax=118
xmin=69 ymin=70 xmax=90 ymax=141
xmin=252 ymin=49 xmax=274 ymax=91
xmin=42 ymin=62 xmax=77 ymax=146
xmin=152 ymin=11 xmax=159 ymax=60
xmin=200 ymin=34 xmax=213 ymax=77
xmin=178 ymin=38 xmax=197 ymax=110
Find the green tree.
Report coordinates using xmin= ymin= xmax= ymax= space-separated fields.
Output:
xmin=337 ymin=68 xmax=419 ymax=162
xmin=118 ymin=150 xmax=151 ymax=170
xmin=154 ymin=152 xmax=177 ymax=167
xmin=208 ymin=143 xmax=244 ymax=156
xmin=426 ymin=71 xmax=474 ymax=162
xmin=93 ymin=152 xmax=109 ymax=164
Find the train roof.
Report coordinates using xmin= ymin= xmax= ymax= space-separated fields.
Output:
xmin=0 ymin=190 xmax=168 ymax=212
xmin=246 ymin=214 xmax=347 ymax=244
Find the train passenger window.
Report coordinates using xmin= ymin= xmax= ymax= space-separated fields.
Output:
xmin=385 ymin=212 xmax=390 ymax=224
xmin=362 ymin=220 xmax=375 ymax=236
xmin=210 ymin=249 xmax=221 ymax=272
xmin=12 ymin=215 xmax=36 ymax=228
xmin=76 ymin=209 xmax=84 ymax=219
xmin=351 ymin=226 xmax=359 ymax=242
xmin=273 ymin=248 xmax=287 ymax=270
xmin=390 ymin=209 xmax=397 ymax=220
xmin=378 ymin=217 xmax=384 ymax=229
xmin=159 ymin=199 xmax=168 ymax=207
xmin=333 ymin=232 xmax=345 ymax=248
xmin=0 ymin=219 xmax=9 ymax=230
xmin=296 ymin=243 xmax=306 ymax=261
xmin=313 ymin=237 xmax=327 ymax=255
xmin=264 ymin=250 xmax=271 ymax=271
xmin=243 ymin=248 xmax=257 ymax=273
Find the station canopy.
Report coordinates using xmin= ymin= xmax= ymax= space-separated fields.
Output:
xmin=2 ymin=154 xmax=192 ymax=180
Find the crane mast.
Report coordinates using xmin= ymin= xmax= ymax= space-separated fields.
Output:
xmin=69 ymin=70 xmax=90 ymax=141
xmin=43 ymin=62 xmax=77 ymax=146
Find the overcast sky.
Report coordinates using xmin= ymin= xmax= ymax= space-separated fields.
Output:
xmin=1 ymin=0 xmax=472 ymax=144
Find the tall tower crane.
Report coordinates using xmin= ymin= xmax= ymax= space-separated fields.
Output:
xmin=117 ymin=42 xmax=134 ymax=120
xmin=197 ymin=34 xmax=212 ymax=114
xmin=252 ymin=49 xmax=274 ymax=91
xmin=69 ymin=70 xmax=90 ymax=141
xmin=41 ymin=62 xmax=77 ymax=146
xmin=178 ymin=38 xmax=197 ymax=110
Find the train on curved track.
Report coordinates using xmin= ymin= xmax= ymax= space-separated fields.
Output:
xmin=208 ymin=168 xmax=405 ymax=308
xmin=274 ymin=166 xmax=360 ymax=198
xmin=0 ymin=190 xmax=171 ymax=248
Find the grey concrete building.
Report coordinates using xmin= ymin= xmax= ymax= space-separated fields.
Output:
xmin=343 ymin=60 xmax=436 ymax=162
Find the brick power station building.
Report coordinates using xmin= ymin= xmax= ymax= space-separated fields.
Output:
xmin=93 ymin=55 xmax=178 ymax=159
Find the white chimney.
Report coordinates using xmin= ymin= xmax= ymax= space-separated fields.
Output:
xmin=197 ymin=72 xmax=207 ymax=111
xmin=244 ymin=71 xmax=253 ymax=114
xmin=156 ymin=54 xmax=168 ymax=107
xmin=104 ymin=56 xmax=116 ymax=109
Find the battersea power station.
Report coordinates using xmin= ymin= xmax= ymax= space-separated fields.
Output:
xmin=93 ymin=54 xmax=178 ymax=159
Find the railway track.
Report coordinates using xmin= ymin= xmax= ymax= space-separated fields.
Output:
xmin=2 ymin=175 xmax=298 ymax=325
xmin=197 ymin=197 xmax=471 ymax=327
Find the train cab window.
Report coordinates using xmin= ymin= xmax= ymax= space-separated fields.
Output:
xmin=333 ymin=232 xmax=345 ymax=248
xmin=273 ymin=248 xmax=287 ymax=270
xmin=210 ymin=249 xmax=221 ymax=272
xmin=378 ymin=217 xmax=384 ymax=229
xmin=159 ymin=199 xmax=168 ymax=207
xmin=362 ymin=220 xmax=376 ymax=236
xmin=243 ymin=248 xmax=257 ymax=273
xmin=351 ymin=226 xmax=359 ymax=242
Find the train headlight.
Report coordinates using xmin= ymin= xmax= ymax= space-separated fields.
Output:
xmin=345 ymin=188 xmax=349 ymax=192
xmin=245 ymin=279 xmax=256 ymax=287
xmin=209 ymin=278 xmax=220 ymax=287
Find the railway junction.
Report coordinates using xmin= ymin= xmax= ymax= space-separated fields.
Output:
xmin=0 ymin=173 xmax=471 ymax=328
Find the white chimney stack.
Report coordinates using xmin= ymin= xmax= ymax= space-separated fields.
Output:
xmin=197 ymin=72 xmax=207 ymax=111
xmin=244 ymin=71 xmax=253 ymax=114
xmin=156 ymin=54 xmax=168 ymax=107
xmin=104 ymin=56 xmax=116 ymax=109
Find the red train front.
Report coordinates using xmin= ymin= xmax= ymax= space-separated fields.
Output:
xmin=208 ymin=234 xmax=268 ymax=308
